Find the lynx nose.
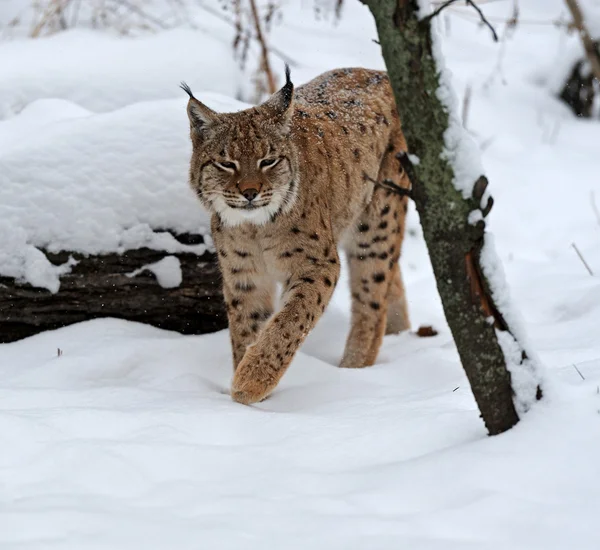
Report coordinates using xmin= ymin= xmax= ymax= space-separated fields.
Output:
xmin=242 ymin=188 xmax=258 ymax=202
xmin=238 ymin=181 xmax=261 ymax=202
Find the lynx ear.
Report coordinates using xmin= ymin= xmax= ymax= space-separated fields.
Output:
xmin=261 ymin=64 xmax=294 ymax=123
xmin=180 ymin=82 xmax=218 ymax=135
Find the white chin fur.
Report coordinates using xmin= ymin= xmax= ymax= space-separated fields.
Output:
xmin=212 ymin=181 xmax=298 ymax=228
xmin=212 ymin=196 xmax=282 ymax=227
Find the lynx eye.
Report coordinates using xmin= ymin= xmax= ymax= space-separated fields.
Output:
xmin=259 ymin=157 xmax=280 ymax=169
xmin=214 ymin=161 xmax=237 ymax=172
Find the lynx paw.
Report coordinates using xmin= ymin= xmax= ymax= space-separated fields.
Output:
xmin=231 ymin=353 xmax=277 ymax=405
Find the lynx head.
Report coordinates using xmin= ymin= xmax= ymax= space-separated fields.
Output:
xmin=182 ymin=66 xmax=298 ymax=227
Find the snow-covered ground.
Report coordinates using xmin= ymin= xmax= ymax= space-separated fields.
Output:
xmin=1 ymin=0 xmax=600 ymax=548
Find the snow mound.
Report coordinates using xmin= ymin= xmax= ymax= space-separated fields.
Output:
xmin=0 ymin=29 xmax=238 ymax=119
xmin=0 ymin=93 xmax=250 ymax=291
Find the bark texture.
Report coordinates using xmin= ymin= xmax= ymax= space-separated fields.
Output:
xmin=364 ymin=0 xmax=531 ymax=435
xmin=0 ymin=239 xmax=226 ymax=344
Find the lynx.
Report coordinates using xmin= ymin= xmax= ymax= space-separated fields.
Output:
xmin=182 ymin=67 xmax=410 ymax=405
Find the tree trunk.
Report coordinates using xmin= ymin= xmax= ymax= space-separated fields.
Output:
xmin=0 ymin=236 xmax=226 ymax=343
xmin=363 ymin=0 xmax=541 ymax=435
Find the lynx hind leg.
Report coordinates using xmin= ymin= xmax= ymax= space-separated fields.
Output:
xmin=385 ymin=261 xmax=410 ymax=334
xmin=341 ymin=130 xmax=410 ymax=368
xmin=340 ymin=188 xmax=404 ymax=369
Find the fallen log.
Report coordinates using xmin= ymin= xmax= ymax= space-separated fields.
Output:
xmin=0 ymin=234 xmax=226 ymax=343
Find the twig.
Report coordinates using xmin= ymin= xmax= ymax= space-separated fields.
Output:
xmin=248 ymin=0 xmax=277 ymax=95
xmin=571 ymin=242 xmax=594 ymax=276
xmin=422 ymin=0 xmax=498 ymax=42
xmin=573 ymin=364 xmax=585 ymax=380
xmin=362 ymin=172 xmax=413 ymax=199
xmin=196 ymin=1 xmax=298 ymax=67
xmin=462 ymin=83 xmax=472 ymax=129
xmin=564 ymin=0 xmax=600 ymax=84
xmin=591 ymin=191 xmax=600 ymax=229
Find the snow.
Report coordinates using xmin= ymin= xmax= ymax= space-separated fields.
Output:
xmin=0 ymin=93 xmax=249 ymax=291
xmin=127 ymin=256 xmax=182 ymax=289
xmin=1 ymin=0 xmax=600 ymax=548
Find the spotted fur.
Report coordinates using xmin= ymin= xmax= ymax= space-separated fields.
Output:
xmin=184 ymin=67 xmax=410 ymax=404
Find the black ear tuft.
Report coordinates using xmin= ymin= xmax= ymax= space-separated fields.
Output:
xmin=280 ymin=63 xmax=293 ymax=108
xmin=180 ymin=81 xmax=195 ymax=99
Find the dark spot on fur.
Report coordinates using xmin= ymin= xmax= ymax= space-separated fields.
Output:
xmin=235 ymin=281 xmax=255 ymax=292
xmin=373 ymin=235 xmax=388 ymax=243
xmin=300 ymin=277 xmax=315 ymax=284
xmin=306 ymin=255 xmax=319 ymax=264
xmin=240 ymin=330 xmax=250 ymax=338
xmin=234 ymin=250 xmax=249 ymax=258
xmin=358 ymin=223 xmax=369 ymax=233
xmin=358 ymin=242 xmax=370 ymax=249
xmin=326 ymin=111 xmax=337 ymax=120
xmin=317 ymin=294 xmax=322 ymax=305
xmin=370 ymin=302 xmax=381 ymax=310
xmin=359 ymin=123 xmax=366 ymax=134
xmin=379 ymin=221 xmax=388 ymax=230
xmin=280 ymin=251 xmax=293 ymax=258
xmin=381 ymin=205 xmax=390 ymax=216
xmin=297 ymin=110 xmax=310 ymax=119
xmin=310 ymin=233 xmax=319 ymax=241
xmin=378 ymin=252 xmax=389 ymax=260
xmin=291 ymin=227 xmax=301 ymax=234
xmin=250 ymin=310 xmax=271 ymax=321
xmin=295 ymin=247 xmax=304 ymax=253
xmin=231 ymin=298 xmax=241 ymax=308
xmin=324 ymin=277 xmax=332 ymax=287
xmin=373 ymin=272 xmax=386 ymax=283
xmin=353 ymin=149 xmax=360 ymax=160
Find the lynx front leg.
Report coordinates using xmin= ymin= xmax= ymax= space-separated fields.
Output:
xmin=212 ymin=218 xmax=275 ymax=370
xmin=222 ymin=274 xmax=275 ymax=370
xmin=231 ymin=256 xmax=340 ymax=405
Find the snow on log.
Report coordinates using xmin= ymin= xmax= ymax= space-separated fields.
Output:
xmin=0 ymin=234 xmax=226 ymax=344
xmin=0 ymin=92 xmax=248 ymax=342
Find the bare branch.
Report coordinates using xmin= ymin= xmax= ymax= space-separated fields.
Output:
xmin=564 ymin=0 xmax=600 ymax=84
xmin=248 ymin=0 xmax=277 ymax=95
xmin=422 ymin=0 xmax=498 ymax=42
xmin=571 ymin=242 xmax=594 ymax=276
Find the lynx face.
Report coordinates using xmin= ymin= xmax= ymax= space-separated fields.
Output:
xmin=182 ymin=74 xmax=299 ymax=227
